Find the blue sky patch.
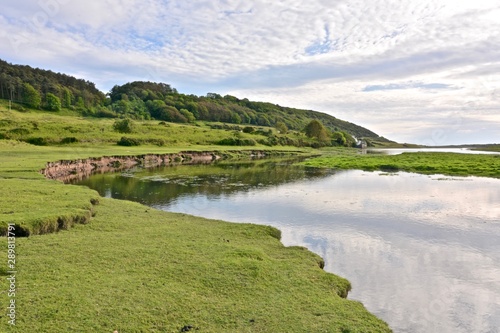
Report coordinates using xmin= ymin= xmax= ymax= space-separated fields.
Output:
xmin=363 ymin=82 xmax=452 ymax=92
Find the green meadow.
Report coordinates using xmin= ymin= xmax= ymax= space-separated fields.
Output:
xmin=0 ymin=108 xmax=391 ymax=332
xmin=0 ymin=103 xmax=266 ymax=147
xmin=302 ymin=149 xmax=500 ymax=178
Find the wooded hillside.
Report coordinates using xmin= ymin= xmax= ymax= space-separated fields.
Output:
xmin=0 ymin=58 xmax=383 ymax=140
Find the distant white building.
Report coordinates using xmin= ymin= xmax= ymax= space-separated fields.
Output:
xmin=353 ymin=135 xmax=367 ymax=149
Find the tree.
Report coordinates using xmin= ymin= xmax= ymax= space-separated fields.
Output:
xmin=304 ymin=119 xmax=328 ymax=141
xmin=114 ymin=99 xmax=131 ymax=115
xmin=341 ymin=131 xmax=356 ymax=147
xmin=45 ymin=93 xmax=61 ymax=111
xmin=231 ymin=112 xmax=242 ymax=124
xmin=62 ymin=88 xmax=73 ymax=108
xmin=276 ymin=121 xmax=288 ymax=134
xmin=22 ymin=83 xmax=41 ymax=108
xmin=332 ymin=132 xmax=347 ymax=146
xmin=75 ymin=96 xmax=85 ymax=109
xmin=180 ymin=108 xmax=196 ymax=123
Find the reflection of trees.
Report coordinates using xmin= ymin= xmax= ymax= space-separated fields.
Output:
xmin=76 ymin=159 xmax=334 ymax=207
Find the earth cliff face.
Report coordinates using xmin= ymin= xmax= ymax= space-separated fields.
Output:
xmin=41 ymin=151 xmax=220 ymax=182
xmin=41 ymin=150 xmax=271 ymax=182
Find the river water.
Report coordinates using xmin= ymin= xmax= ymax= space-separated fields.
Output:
xmin=76 ymin=155 xmax=500 ymax=333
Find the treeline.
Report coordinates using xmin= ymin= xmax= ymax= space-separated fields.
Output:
xmin=0 ymin=59 xmax=381 ymax=140
xmin=105 ymin=82 xmax=379 ymax=138
xmin=0 ymin=59 xmax=105 ymax=111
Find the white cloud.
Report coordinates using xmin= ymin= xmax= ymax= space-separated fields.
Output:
xmin=1 ymin=0 xmax=499 ymax=144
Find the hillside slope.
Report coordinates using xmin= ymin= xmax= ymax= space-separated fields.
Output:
xmin=0 ymin=59 xmax=384 ymax=142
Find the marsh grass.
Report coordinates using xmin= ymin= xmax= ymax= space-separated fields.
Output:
xmin=302 ymin=151 xmax=500 ymax=178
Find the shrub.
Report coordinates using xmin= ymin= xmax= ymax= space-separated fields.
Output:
xmin=95 ymin=108 xmax=118 ymax=118
xmin=239 ymin=138 xmax=256 ymax=146
xmin=12 ymin=104 xmax=26 ymax=112
xmin=9 ymin=128 xmax=32 ymax=136
xmin=117 ymin=136 xmax=141 ymax=146
xmin=217 ymin=138 xmax=256 ymax=146
xmin=243 ymin=126 xmax=255 ymax=133
xmin=61 ymin=137 xmax=79 ymax=144
xmin=147 ymin=138 xmax=166 ymax=146
xmin=25 ymin=137 xmax=48 ymax=146
xmin=113 ymin=119 xmax=135 ymax=133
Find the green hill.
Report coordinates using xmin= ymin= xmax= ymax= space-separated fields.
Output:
xmin=0 ymin=59 xmax=387 ymax=146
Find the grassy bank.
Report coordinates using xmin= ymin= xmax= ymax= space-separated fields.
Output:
xmin=302 ymin=150 xmax=500 ymax=178
xmin=0 ymin=104 xmax=267 ymax=147
xmin=0 ymin=140 xmax=391 ymax=332
xmin=472 ymin=144 xmax=500 ymax=152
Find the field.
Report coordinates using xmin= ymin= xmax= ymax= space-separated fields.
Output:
xmin=302 ymin=149 xmax=500 ymax=178
xmin=0 ymin=132 xmax=391 ymax=331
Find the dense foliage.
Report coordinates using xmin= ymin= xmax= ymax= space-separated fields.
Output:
xmin=0 ymin=59 xmax=105 ymax=110
xmin=106 ymin=83 xmax=380 ymax=139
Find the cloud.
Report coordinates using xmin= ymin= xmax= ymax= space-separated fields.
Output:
xmin=1 ymin=0 xmax=499 ymax=144
xmin=363 ymin=82 xmax=454 ymax=92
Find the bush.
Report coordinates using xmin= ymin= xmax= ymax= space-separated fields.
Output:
xmin=60 ymin=137 xmax=79 ymax=144
xmin=25 ymin=137 xmax=48 ymax=146
xmin=95 ymin=108 xmax=118 ymax=118
xmin=217 ymin=138 xmax=256 ymax=146
xmin=147 ymin=138 xmax=166 ymax=146
xmin=12 ymin=103 xmax=26 ymax=112
xmin=9 ymin=128 xmax=32 ymax=136
xmin=117 ymin=137 xmax=141 ymax=146
xmin=240 ymin=138 xmax=256 ymax=146
xmin=113 ymin=119 xmax=135 ymax=133
xmin=243 ymin=126 xmax=255 ymax=133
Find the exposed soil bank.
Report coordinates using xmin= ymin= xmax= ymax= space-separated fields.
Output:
xmin=41 ymin=150 xmax=272 ymax=182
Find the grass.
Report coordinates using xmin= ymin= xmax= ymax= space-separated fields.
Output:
xmin=472 ymin=144 xmax=500 ymax=152
xmin=1 ymin=198 xmax=390 ymax=332
xmin=0 ymin=178 xmax=99 ymax=236
xmin=0 ymin=140 xmax=305 ymax=233
xmin=0 ymin=136 xmax=391 ymax=331
xmin=0 ymin=105 xmax=267 ymax=147
xmin=302 ymin=150 xmax=500 ymax=178
xmin=0 ymin=101 xmax=320 ymax=149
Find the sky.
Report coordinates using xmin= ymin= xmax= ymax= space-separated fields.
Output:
xmin=1 ymin=0 xmax=499 ymax=145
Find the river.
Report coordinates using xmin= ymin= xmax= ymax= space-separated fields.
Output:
xmin=75 ymin=155 xmax=500 ymax=333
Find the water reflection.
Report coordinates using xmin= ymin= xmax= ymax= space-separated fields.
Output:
xmin=369 ymin=148 xmax=500 ymax=155
xmin=76 ymin=161 xmax=500 ymax=333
